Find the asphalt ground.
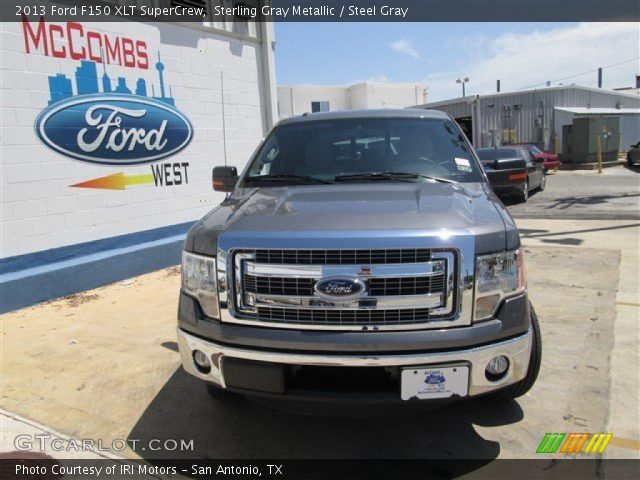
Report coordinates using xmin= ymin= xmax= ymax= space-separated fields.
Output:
xmin=503 ymin=165 xmax=640 ymax=220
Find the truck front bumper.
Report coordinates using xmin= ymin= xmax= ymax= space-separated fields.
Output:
xmin=177 ymin=327 xmax=532 ymax=402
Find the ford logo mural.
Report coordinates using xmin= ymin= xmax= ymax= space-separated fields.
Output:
xmin=314 ymin=277 xmax=367 ymax=300
xmin=35 ymin=94 xmax=193 ymax=166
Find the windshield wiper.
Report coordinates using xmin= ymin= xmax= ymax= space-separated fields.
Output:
xmin=334 ymin=172 xmax=474 ymax=196
xmin=335 ymin=172 xmax=460 ymax=183
xmin=414 ymin=173 xmax=475 ymax=197
xmin=334 ymin=172 xmax=422 ymax=182
xmin=244 ymin=174 xmax=333 ymax=185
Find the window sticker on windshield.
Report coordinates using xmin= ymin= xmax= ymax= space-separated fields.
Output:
xmin=455 ymin=158 xmax=472 ymax=172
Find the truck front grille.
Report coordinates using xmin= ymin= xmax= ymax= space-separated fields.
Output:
xmin=253 ymin=248 xmax=432 ymax=265
xmin=231 ymin=248 xmax=458 ymax=330
xmin=256 ymin=307 xmax=432 ymax=326
xmin=243 ymin=274 xmax=446 ymax=297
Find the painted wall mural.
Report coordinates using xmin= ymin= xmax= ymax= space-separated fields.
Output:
xmin=26 ymin=19 xmax=192 ymax=190
xmin=2 ymin=14 xmax=267 ymax=258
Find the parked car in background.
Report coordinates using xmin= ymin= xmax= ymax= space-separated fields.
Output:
xmin=477 ymin=147 xmax=546 ymax=202
xmin=627 ymin=141 xmax=640 ymax=167
xmin=513 ymin=144 xmax=560 ymax=172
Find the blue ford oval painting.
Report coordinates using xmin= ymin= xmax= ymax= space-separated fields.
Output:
xmin=35 ymin=94 xmax=193 ymax=166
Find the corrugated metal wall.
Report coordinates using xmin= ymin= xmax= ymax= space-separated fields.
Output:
xmin=619 ymin=115 xmax=640 ymax=151
xmin=424 ymin=87 xmax=640 ymax=150
xmin=424 ymin=100 xmax=472 ymax=119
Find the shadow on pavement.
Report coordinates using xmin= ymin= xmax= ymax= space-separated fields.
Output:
xmin=545 ymin=192 xmax=640 ymax=210
xmin=519 ymin=227 xmax=583 ymax=245
xmin=496 ymin=196 xmax=527 ymax=207
xmin=519 ymin=223 xmax=640 ymax=246
xmin=128 ymin=368 xmax=523 ymax=470
xmin=161 ymin=341 xmax=179 ymax=352
xmin=540 ymin=238 xmax=583 ymax=245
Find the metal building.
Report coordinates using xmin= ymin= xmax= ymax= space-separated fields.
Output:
xmin=412 ymin=86 xmax=640 ymax=153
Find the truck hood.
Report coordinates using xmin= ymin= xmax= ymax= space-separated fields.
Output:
xmin=187 ymin=182 xmax=518 ymax=256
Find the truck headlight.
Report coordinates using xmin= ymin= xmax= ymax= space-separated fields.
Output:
xmin=474 ymin=249 xmax=525 ymax=321
xmin=182 ymin=252 xmax=220 ymax=318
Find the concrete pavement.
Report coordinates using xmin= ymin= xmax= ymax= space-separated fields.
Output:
xmin=515 ymin=218 xmax=640 ymax=460
xmin=0 ymin=410 xmax=117 ymax=460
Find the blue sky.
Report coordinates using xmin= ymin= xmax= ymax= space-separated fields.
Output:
xmin=275 ymin=22 xmax=639 ymax=102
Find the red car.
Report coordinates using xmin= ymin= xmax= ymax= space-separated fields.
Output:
xmin=513 ymin=144 xmax=560 ymax=171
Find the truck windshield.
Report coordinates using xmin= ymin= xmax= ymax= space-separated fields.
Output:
xmin=243 ymin=118 xmax=484 ymax=185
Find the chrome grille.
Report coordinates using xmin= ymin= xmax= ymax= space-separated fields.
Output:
xmin=243 ymin=274 xmax=446 ymax=297
xmin=243 ymin=275 xmax=315 ymax=296
xmin=253 ymin=248 xmax=432 ymax=264
xmin=256 ymin=307 xmax=432 ymax=326
xmin=231 ymin=248 xmax=458 ymax=330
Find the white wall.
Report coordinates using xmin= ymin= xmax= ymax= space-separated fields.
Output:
xmin=1 ymin=17 xmax=275 ymax=258
xmin=349 ymin=83 xmax=427 ymax=109
xmin=277 ymin=85 xmax=348 ymax=117
xmin=277 ymin=82 xmax=427 ymax=118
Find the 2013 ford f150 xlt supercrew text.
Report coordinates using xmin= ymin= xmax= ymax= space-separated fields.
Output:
xmin=177 ymin=109 xmax=541 ymax=408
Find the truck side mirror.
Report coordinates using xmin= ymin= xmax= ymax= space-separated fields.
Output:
xmin=212 ymin=166 xmax=238 ymax=192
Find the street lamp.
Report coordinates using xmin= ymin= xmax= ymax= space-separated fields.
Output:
xmin=456 ymin=77 xmax=470 ymax=97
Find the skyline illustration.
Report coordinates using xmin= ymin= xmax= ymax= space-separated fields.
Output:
xmin=47 ymin=52 xmax=175 ymax=106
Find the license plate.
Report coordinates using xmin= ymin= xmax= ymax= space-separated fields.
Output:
xmin=400 ymin=365 xmax=469 ymax=400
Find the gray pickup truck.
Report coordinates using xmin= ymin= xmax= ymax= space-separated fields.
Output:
xmin=177 ymin=109 xmax=541 ymax=409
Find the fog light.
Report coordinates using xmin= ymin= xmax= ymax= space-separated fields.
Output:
xmin=193 ymin=350 xmax=211 ymax=374
xmin=474 ymin=294 xmax=501 ymax=320
xmin=485 ymin=355 xmax=509 ymax=381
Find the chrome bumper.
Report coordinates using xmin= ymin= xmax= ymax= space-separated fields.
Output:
xmin=177 ymin=328 xmax=532 ymax=397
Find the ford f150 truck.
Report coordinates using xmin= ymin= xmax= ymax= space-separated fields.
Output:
xmin=177 ymin=109 xmax=541 ymax=408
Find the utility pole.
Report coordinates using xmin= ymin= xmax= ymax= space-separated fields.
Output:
xmin=496 ymin=79 xmax=501 ymax=92
xmin=456 ymin=77 xmax=469 ymax=97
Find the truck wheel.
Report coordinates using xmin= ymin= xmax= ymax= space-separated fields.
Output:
xmin=489 ymin=302 xmax=542 ymax=401
xmin=206 ymin=382 xmax=239 ymax=400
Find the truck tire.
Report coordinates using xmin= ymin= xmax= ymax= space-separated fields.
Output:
xmin=206 ymin=382 xmax=240 ymax=400
xmin=489 ymin=302 xmax=541 ymax=401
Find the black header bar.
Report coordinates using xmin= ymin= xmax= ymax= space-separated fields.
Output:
xmin=1 ymin=458 xmax=640 ymax=480
xmin=3 ymin=0 xmax=640 ymax=23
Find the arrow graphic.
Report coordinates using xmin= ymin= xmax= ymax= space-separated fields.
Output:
xmin=71 ymin=172 xmax=155 ymax=190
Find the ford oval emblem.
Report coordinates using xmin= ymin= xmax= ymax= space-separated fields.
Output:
xmin=35 ymin=94 xmax=193 ymax=166
xmin=424 ymin=373 xmax=446 ymax=385
xmin=314 ymin=277 xmax=366 ymax=299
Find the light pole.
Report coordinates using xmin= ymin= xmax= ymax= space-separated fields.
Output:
xmin=456 ymin=77 xmax=469 ymax=97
